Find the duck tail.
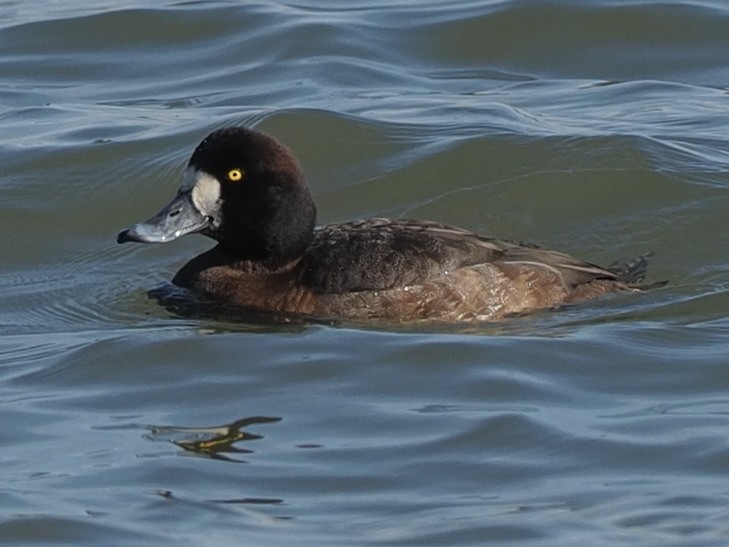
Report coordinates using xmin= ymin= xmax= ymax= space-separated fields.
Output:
xmin=608 ymin=252 xmax=667 ymax=289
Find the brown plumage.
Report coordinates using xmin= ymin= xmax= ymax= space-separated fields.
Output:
xmin=118 ymin=127 xmax=661 ymax=323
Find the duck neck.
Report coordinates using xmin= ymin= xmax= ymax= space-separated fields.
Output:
xmin=217 ymin=188 xmax=317 ymax=270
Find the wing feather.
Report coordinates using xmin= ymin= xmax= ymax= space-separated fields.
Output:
xmin=298 ymin=219 xmax=617 ymax=294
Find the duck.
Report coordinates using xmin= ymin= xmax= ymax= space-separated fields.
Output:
xmin=117 ymin=126 xmax=660 ymax=323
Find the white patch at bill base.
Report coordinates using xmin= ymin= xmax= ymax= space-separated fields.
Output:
xmin=184 ymin=168 xmax=222 ymax=219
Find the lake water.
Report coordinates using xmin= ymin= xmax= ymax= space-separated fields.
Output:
xmin=2 ymin=1 xmax=729 ymax=544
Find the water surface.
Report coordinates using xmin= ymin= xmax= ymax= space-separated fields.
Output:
xmin=2 ymin=1 xmax=729 ymax=544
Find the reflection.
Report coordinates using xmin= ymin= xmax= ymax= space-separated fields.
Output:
xmin=146 ymin=416 xmax=281 ymax=462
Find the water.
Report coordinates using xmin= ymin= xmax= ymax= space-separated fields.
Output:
xmin=2 ymin=1 xmax=729 ymax=544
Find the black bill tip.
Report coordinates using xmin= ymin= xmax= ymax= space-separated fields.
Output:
xmin=117 ymin=228 xmax=133 ymax=244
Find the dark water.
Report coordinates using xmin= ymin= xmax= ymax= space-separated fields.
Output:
xmin=2 ymin=1 xmax=729 ymax=544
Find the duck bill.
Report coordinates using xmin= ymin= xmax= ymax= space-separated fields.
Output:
xmin=117 ymin=190 xmax=210 ymax=244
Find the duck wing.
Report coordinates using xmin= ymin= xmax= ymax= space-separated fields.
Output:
xmin=299 ymin=218 xmax=618 ymax=294
xmin=495 ymin=244 xmax=620 ymax=287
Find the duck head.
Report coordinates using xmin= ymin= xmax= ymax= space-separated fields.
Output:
xmin=117 ymin=127 xmax=317 ymax=266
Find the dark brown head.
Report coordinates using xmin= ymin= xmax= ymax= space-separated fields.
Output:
xmin=118 ymin=127 xmax=317 ymax=266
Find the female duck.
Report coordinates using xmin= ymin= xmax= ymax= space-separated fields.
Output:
xmin=118 ymin=127 xmax=656 ymax=323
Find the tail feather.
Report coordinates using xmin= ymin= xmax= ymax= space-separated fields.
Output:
xmin=608 ymin=252 xmax=667 ymax=289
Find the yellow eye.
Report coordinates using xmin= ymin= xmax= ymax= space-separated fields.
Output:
xmin=227 ymin=168 xmax=244 ymax=182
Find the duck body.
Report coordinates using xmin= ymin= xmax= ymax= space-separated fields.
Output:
xmin=118 ymin=127 xmax=654 ymax=323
